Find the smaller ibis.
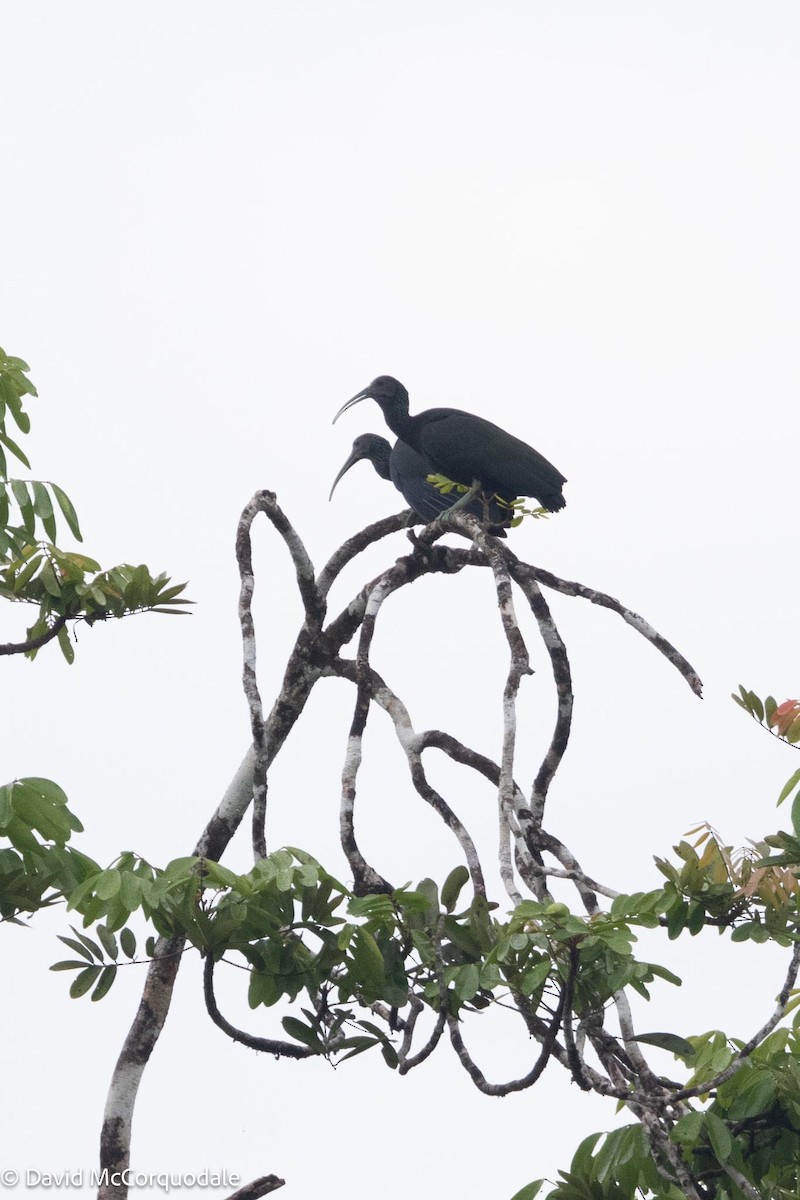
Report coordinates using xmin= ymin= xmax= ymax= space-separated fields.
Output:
xmin=334 ymin=375 xmax=567 ymax=512
xmin=329 ymin=433 xmax=512 ymax=533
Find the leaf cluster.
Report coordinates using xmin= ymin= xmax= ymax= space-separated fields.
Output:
xmin=0 ymin=346 xmax=191 ymax=661
xmin=526 ymin=1023 xmax=800 ymax=1200
xmin=425 ymin=473 xmax=549 ymax=524
xmin=0 ymin=776 xmax=97 ymax=922
xmin=733 ymin=685 xmax=800 ymax=813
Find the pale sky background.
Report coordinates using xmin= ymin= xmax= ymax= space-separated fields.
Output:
xmin=2 ymin=4 xmax=799 ymax=1198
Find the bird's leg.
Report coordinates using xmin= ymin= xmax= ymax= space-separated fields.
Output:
xmin=442 ymin=478 xmax=482 ymax=516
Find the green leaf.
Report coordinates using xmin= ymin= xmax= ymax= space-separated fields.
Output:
xmin=39 ymin=559 xmax=60 ymax=596
xmin=69 ymin=965 xmax=101 ymax=998
xmin=95 ymin=869 xmax=122 ymax=900
xmin=454 ymin=963 xmax=480 ymax=1002
xmin=30 ymin=480 xmax=53 ymax=520
xmin=70 ymin=927 xmax=104 ymax=961
xmin=91 ymin=965 xmax=117 ymax=1001
xmin=671 ymin=1110 xmax=704 ymax=1145
xmin=281 ymin=1016 xmax=321 ymax=1049
xmin=634 ymin=1032 xmax=695 ymax=1059
xmin=31 ymin=481 xmax=56 ymax=541
xmin=97 ymin=925 xmax=118 ymax=960
xmin=570 ymin=1133 xmax=604 ymax=1175
xmin=725 ymin=1071 xmax=777 ymax=1119
xmin=441 ymin=865 xmax=470 ymax=913
xmin=20 ymin=777 xmax=69 ymax=805
xmin=704 ymin=1111 xmax=733 ymax=1162
xmin=779 ymin=769 xmax=800 ymax=806
xmin=57 ymin=623 xmax=75 ymax=664
xmin=0 ymin=429 xmax=31 ymax=469
xmin=10 ymin=478 xmax=29 ymax=509
xmin=351 ymin=927 xmax=386 ymax=993
xmin=50 ymin=483 xmax=82 ymax=541
xmin=381 ymin=1041 xmax=399 ymax=1069
xmin=120 ymin=927 xmax=137 ymax=959
xmin=647 ymin=963 xmax=682 ymax=987
xmin=520 ymin=960 xmax=551 ymax=995
xmin=50 ymin=959 xmax=94 ymax=972
xmin=509 ymin=1183 xmax=545 ymax=1200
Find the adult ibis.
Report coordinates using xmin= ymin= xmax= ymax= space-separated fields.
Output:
xmin=329 ymin=432 xmax=511 ymax=532
xmin=333 ymin=375 xmax=566 ymax=512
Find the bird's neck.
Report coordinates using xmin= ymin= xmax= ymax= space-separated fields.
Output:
xmin=381 ymin=404 xmax=417 ymax=447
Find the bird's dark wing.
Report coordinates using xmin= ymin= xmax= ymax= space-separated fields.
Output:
xmin=417 ymin=408 xmax=566 ymax=510
xmin=390 ymin=437 xmax=509 ymax=533
xmin=389 ymin=440 xmax=453 ymax=519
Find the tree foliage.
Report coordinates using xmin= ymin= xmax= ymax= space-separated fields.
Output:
xmin=0 ymin=346 xmax=190 ymax=662
xmin=1 ymin=346 xmax=190 ymax=927
xmin=6 ymin=368 xmax=800 ymax=1200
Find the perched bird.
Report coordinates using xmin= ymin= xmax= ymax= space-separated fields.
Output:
xmin=329 ymin=432 xmax=511 ymax=532
xmin=334 ymin=375 xmax=567 ymax=512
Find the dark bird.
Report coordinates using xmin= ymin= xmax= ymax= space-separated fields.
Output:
xmin=333 ymin=375 xmax=567 ymax=512
xmin=329 ymin=432 xmax=511 ymax=533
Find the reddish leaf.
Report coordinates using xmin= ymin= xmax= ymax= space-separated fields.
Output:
xmin=770 ymin=700 xmax=800 ymax=737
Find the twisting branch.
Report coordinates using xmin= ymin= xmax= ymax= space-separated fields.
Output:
xmin=237 ymin=491 xmax=326 ymax=861
xmin=505 ymin=562 xmax=573 ymax=829
xmin=315 ymin=511 xmax=410 ymax=598
xmin=329 ymin=657 xmax=486 ymax=896
xmin=508 ymin=555 xmax=703 ymax=698
xmin=203 ymin=956 xmax=315 ymax=1059
xmin=396 ymin=998 xmax=448 ymax=1075
xmin=236 ymin=495 xmax=269 ymax=861
xmin=473 ymin=521 xmax=534 ymax=900
xmin=100 ymin=496 xmax=399 ymax=1198
xmin=99 ymin=495 xmax=712 ymax=1200
xmin=445 ymin=974 xmax=567 ymax=1097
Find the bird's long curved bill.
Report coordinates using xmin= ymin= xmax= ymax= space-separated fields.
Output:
xmin=332 ymin=389 xmax=369 ymax=424
xmin=328 ymin=447 xmax=363 ymax=500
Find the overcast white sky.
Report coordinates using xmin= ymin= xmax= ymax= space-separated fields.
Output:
xmin=2 ymin=4 xmax=799 ymax=1198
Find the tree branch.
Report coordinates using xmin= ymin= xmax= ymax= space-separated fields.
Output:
xmin=0 ymin=611 xmax=67 ymax=656
xmin=203 ymin=956 xmax=316 ymax=1059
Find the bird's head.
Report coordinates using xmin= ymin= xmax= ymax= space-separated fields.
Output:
xmin=329 ymin=433 xmax=392 ymax=499
xmin=333 ymin=375 xmax=409 ymax=424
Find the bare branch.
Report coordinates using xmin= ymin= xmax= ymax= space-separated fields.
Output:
xmin=537 ymin=864 xmax=619 ymax=901
xmin=316 ymin=511 xmax=411 ymax=598
xmin=508 ymin=555 xmax=703 ymax=698
xmin=397 ymin=999 xmax=448 ymax=1075
xmin=236 ymin=495 xmax=270 ymax=862
xmin=445 ymin=982 xmax=565 ymax=1097
xmin=506 ymin=563 xmax=573 ymax=828
xmin=538 ymin=832 xmax=602 ymax=915
xmin=224 ymin=1175 xmax=285 ymax=1200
